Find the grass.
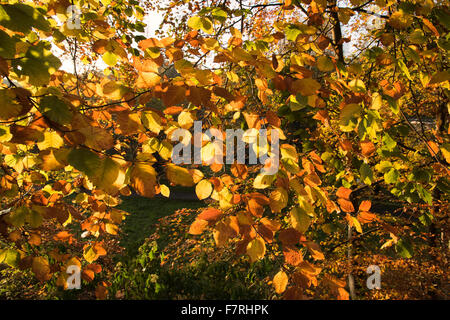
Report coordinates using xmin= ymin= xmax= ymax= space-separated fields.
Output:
xmin=117 ymin=195 xmax=204 ymax=257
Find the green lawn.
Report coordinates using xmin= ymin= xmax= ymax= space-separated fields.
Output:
xmin=117 ymin=195 xmax=204 ymax=257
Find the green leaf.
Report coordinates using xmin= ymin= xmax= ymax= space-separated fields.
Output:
xmin=384 ymin=168 xmax=399 ymax=184
xmin=435 ymin=8 xmax=450 ymax=30
xmin=39 ymin=96 xmax=72 ymax=125
xmin=6 ymin=206 xmax=28 ymax=227
xmin=26 ymin=209 xmax=43 ymax=228
xmin=0 ymin=29 xmax=17 ymax=59
xmin=382 ymin=133 xmax=397 ymax=151
xmin=67 ymin=148 xmax=102 ymax=178
xmin=360 ymin=162 xmax=374 ymax=185
xmin=211 ymin=8 xmax=227 ymax=22
xmin=317 ymin=56 xmax=334 ymax=72
xmin=0 ymin=249 xmax=20 ymax=268
xmin=339 ymin=104 xmax=361 ymax=132
xmin=396 ymin=238 xmax=413 ymax=258
xmin=13 ymin=42 xmax=61 ymax=87
xmin=397 ymin=59 xmax=412 ymax=81
xmin=0 ymin=4 xmax=50 ymax=34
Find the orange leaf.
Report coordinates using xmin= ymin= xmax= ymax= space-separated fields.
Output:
xmin=189 ymin=219 xmax=208 ymax=235
xmin=358 ymin=200 xmax=372 ymax=212
xmin=336 ymin=187 xmax=352 ymax=200
xmin=360 ymin=140 xmax=376 ymax=157
xmin=197 ymin=208 xmax=222 ymax=222
xmin=338 ymin=198 xmax=355 ymax=213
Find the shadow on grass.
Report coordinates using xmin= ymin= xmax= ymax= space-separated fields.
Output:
xmin=117 ymin=195 xmax=204 ymax=257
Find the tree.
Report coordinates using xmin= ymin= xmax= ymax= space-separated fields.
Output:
xmin=0 ymin=0 xmax=448 ymax=299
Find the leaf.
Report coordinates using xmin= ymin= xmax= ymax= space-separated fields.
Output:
xmin=83 ymin=246 xmax=97 ymax=264
xmin=290 ymin=207 xmax=311 ymax=233
xmin=246 ymin=192 xmax=270 ymax=217
xmin=141 ymin=111 xmax=163 ymax=134
xmin=102 ymin=51 xmax=118 ymax=66
xmin=360 ymin=140 xmax=376 ymax=157
xmin=339 ymin=104 xmax=361 ymax=132
xmin=0 ymin=29 xmax=17 ymax=59
xmin=338 ymin=198 xmax=355 ymax=213
xmin=68 ymin=148 xmax=102 ymax=178
xmin=269 ymin=187 xmax=288 ymax=213
xmin=231 ymin=163 xmax=248 ymax=179
xmin=317 ymin=56 xmax=334 ymax=72
xmin=246 ymin=237 xmax=266 ymax=263
xmin=37 ymin=131 xmax=64 ymax=150
xmin=306 ymin=241 xmax=324 ymax=260
xmin=160 ymin=184 xmax=170 ymax=197
xmin=397 ymin=59 xmax=412 ymax=81
xmin=273 ymin=270 xmax=289 ymax=294
xmin=421 ymin=18 xmax=439 ymax=37
xmin=336 ymin=187 xmax=352 ymax=200
xmin=358 ymin=200 xmax=371 ymax=212
xmin=396 ymin=238 xmax=413 ymax=258
xmin=0 ymin=249 xmax=20 ymax=267
xmin=348 ymin=79 xmax=366 ymax=93
xmin=91 ymin=158 xmax=126 ymax=195
xmin=197 ymin=208 xmax=222 ymax=222
xmin=384 ymin=168 xmax=399 ymax=184
xmin=195 ymin=179 xmax=213 ymax=200
xmin=189 ymin=219 xmax=208 ymax=235
xmin=253 ymin=173 xmax=275 ymax=189
xmin=130 ymin=163 xmax=157 ymax=198
xmin=360 ymin=162 xmax=374 ymax=185
xmin=0 ymin=4 xmax=50 ymax=33
xmin=187 ymin=16 xmax=213 ymax=34
xmin=292 ymin=78 xmax=321 ymax=96
xmin=135 ymin=72 xmax=161 ymax=88
xmin=178 ymin=111 xmax=194 ymax=129
xmin=428 ymin=70 xmax=450 ymax=85
xmin=13 ymin=42 xmax=61 ymax=87
xmin=39 ymin=96 xmax=72 ymax=125
xmin=32 ymin=256 xmax=51 ymax=282
xmin=166 ymin=164 xmax=195 ymax=187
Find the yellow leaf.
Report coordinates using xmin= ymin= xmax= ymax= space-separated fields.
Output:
xmin=269 ymin=187 xmax=288 ymax=213
xmin=178 ymin=111 xmax=194 ymax=129
xmin=91 ymin=158 xmax=126 ymax=195
xmin=130 ymin=163 xmax=157 ymax=198
xmin=135 ymin=72 xmax=161 ymax=88
xmin=37 ymin=131 xmax=64 ymax=150
xmin=160 ymin=184 xmax=170 ymax=197
xmin=253 ymin=173 xmax=275 ymax=189
xmin=195 ymin=179 xmax=213 ymax=200
xmin=290 ymin=207 xmax=311 ymax=233
xmin=142 ymin=111 xmax=163 ymax=134
xmin=105 ymin=223 xmax=118 ymax=235
xmin=273 ymin=270 xmax=289 ymax=294
xmin=246 ymin=237 xmax=266 ymax=263
xmin=166 ymin=164 xmax=195 ymax=186
xmin=292 ymin=78 xmax=321 ymax=96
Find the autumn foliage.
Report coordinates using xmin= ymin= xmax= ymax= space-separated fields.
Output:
xmin=0 ymin=0 xmax=449 ymax=299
